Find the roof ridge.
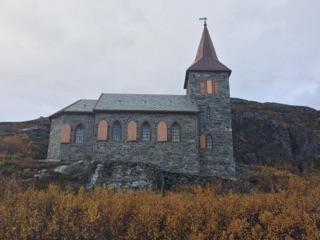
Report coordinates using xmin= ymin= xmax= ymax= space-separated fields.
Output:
xmin=93 ymin=93 xmax=198 ymax=113
xmin=78 ymin=99 xmax=97 ymax=101
xmin=100 ymin=93 xmax=187 ymax=97
xmin=94 ymin=93 xmax=104 ymax=109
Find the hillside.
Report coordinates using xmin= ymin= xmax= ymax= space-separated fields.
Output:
xmin=232 ymin=98 xmax=320 ymax=171
xmin=0 ymin=117 xmax=50 ymax=160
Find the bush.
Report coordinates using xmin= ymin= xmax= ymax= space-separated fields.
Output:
xmin=0 ymin=134 xmax=32 ymax=159
xmin=0 ymin=173 xmax=320 ymax=239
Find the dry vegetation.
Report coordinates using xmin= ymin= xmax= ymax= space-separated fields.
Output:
xmin=0 ymin=133 xmax=32 ymax=161
xmin=1 ymin=168 xmax=320 ymax=240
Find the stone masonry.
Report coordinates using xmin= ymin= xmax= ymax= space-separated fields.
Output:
xmin=186 ymin=72 xmax=235 ymax=176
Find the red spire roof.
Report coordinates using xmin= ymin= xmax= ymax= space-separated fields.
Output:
xmin=184 ymin=23 xmax=231 ymax=88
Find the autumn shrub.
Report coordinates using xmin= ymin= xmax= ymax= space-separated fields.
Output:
xmin=0 ymin=174 xmax=320 ymax=239
xmin=0 ymin=134 xmax=32 ymax=159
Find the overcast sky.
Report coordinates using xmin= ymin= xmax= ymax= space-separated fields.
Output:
xmin=0 ymin=0 xmax=319 ymax=121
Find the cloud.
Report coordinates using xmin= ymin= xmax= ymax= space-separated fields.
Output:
xmin=0 ymin=0 xmax=319 ymax=121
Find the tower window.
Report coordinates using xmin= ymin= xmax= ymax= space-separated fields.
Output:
xmin=112 ymin=121 xmax=122 ymax=141
xmin=200 ymin=79 xmax=219 ymax=95
xmin=171 ymin=123 xmax=181 ymax=143
xmin=141 ymin=122 xmax=151 ymax=141
xmin=206 ymin=135 xmax=213 ymax=149
xmin=75 ymin=125 xmax=84 ymax=144
xmin=199 ymin=135 xmax=206 ymax=149
xmin=207 ymin=79 xmax=213 ymax=94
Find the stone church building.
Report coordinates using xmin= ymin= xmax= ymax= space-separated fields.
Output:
xmin=47 ymin=23 xmax=235 ymax=178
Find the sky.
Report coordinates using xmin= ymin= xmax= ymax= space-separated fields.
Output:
xmin=0 ymin=0 xmax=319 ymax=121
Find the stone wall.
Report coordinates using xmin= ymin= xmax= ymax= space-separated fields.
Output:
xmin=93 ymin=112 xmax=199 ymax=174
xmin=48 ymin=111 xmax=200 ymax=175
xmin=187 ymin=71 xmax=235 ymax=177
xmin=48 ymin=114 xmax=95 ymax=161
xmin=47 ymin=116 xmax=63 ymax=159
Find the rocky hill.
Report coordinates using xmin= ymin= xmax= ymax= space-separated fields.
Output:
xmin=232 ymin=98 xmax=320 ymax=171
xmin=1 ymin=98 xmax=319 ymax=170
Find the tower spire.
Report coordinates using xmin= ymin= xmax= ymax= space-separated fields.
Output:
xmin=184 ymin=21 xmax=231 ymax=89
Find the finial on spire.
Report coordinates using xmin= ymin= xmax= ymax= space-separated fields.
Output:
xmin=199 ymin=17 xmax=207 ymax=26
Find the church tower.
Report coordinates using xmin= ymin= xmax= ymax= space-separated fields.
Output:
xmin=185 ymin=21 xmax=235 ymax=177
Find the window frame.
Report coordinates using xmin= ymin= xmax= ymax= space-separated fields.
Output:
xmin=111 ymin=121 xmax=122 ymax=142
xmin=97 ymin=120 xmax=108 ymax=141
xmin=157 ymin=121 xmax=168 ymax=142
xmin=74 ymin=124 xmax=84 ymax=144
xmin=127 ymin=121 xmax=138 ymax=141
xmin=171 ymin=122 xmax=181 ymax=143
xmin=200 ymin=78 xmax=219 ymax=95
xmin=141 ymin=121 xmax=152 ymax=142
xmin=60 ymin=123 xmax=71 ymax=144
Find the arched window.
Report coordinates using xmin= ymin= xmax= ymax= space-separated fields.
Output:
xmin=97 ymin=120 xmax=108 ymax=141
xmin=200 ymin=78 xmax=219 ymax=95
xmin=206 ymin=134 xmax=213 ymax=149
xmin=141 ymin=122 xmax=151 ymax=141
xmin=75 ymin=125 xmax=84 ymax=144
xmin=157 ymin=121 xmax=167 ymax=142
xmin=171 ymin=123 xmax=181 ymax=143
xmin=127 ymin=121 xmax=137 ymax=141
xmin=112 ymin=121 xmax=122 ymax=141
xmin=60 ymin=123 xmax=71 ymax=144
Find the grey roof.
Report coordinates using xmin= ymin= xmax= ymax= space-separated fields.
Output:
xmin=50 ymin=94 xmax=198 ymax=118
xmin=50 ymin=99 xmax=97 ymax=118
xmin=64 ymin=99 xmax=97 ymax=112
xmin=95 ymin=93 xmax=198 ymax=112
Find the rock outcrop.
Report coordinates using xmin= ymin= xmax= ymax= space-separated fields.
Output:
xmin=232 ymin=99 xmax=320 ymax=171
xmin=34 ymin=160 xmax=222 ymax=190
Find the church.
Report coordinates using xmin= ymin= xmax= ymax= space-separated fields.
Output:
xmin=47 ymin=22 xmax=235 ymax=178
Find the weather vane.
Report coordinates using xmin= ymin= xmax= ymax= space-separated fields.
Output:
xmin=199 ymin=17 xmax=207 ymax=26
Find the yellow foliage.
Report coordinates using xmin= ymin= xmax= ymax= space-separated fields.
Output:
xmin=0 ymin=133 xmax=32 ymax=159
xmin=1 ymin=175 xmax=320 ymax=239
